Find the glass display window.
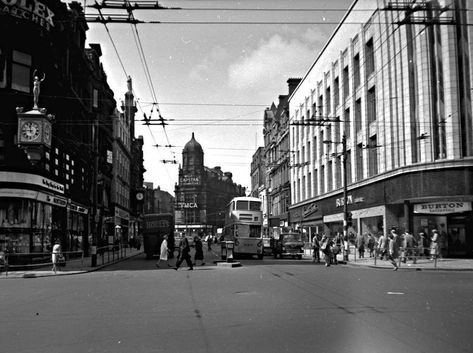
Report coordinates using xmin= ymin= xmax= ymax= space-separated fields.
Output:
xmin=0 ymin=198 xmax=31 ymax=228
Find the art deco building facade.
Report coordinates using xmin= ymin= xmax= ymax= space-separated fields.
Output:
xmin=289 ymin=0 xmax=473 ymax=257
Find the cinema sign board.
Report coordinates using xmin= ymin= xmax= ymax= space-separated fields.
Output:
xmin=2 ymin=0 xmax=55 ymax=30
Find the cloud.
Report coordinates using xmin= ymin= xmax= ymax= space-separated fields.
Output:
xmin=188 ymin=46 xmax=230 ymax=81
xmin=227 ymin=32 xmax=321 ymax=90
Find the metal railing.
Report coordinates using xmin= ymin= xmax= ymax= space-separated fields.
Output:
xmin=0 ymin=250 xmax=84 ymax=277
xmin=96 ymin=244 xmax=128 ymax=266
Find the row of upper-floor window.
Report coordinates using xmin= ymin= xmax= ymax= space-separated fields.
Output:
xmin=1 ymin=47 xmax=105 ymax=112
xmin=294 ymin=36 xmax=375 ymax=124
xmin=292 ymin=136 xmax=379 ymax=203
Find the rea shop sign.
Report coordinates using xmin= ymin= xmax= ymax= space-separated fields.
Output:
xmin=1 ymin=0 xmax=55 ymax=30
xmin=414 ymin=202 xmax=472 ymax=214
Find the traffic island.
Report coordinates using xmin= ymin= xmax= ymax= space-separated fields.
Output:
xmin=215 ymin=261 xmax=242 ymax=268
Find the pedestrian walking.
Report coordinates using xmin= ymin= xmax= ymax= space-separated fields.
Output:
xmin=430 ymin=229 xmax=440 ymax=260
xmin=51 ymin=239 xmax=62 ymax=273
xmin=312 ymin=234 xmax=320 ymax=263
xmin=194 ymin=235 xmax=205 ymax=266
xmin=320 ymin=234 xmax=333 ymax=267
xmin=356 ymin=233 xmax=365 ymax=258
xmin=155 ymin=234 xmax=172 ymax=269
xmin=174 ymin=235 xmax=193 ymax=271
xmin=367 ymin=234 xmax=375 ymax=257
xmin=402 ymin=231 xmax=417 ymax=263
xmin=417 ymin=232 xmax=426 ymax=258
xmin=377 ymin=233 xmax=389 ymax=260
xmin=387 ymin=233 xmax=399 ymax=271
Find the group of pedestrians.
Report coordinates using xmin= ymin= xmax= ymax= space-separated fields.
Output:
xmin=311 ymin=227 xmax=443 ymax=270
xmin=313 ymin=233 xmax=345 ymax=267
xmin=155 ymin=233 xmax=206 ymax=271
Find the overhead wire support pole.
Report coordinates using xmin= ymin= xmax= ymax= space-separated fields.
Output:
xmin=342 ymin=134 xmax=349 ymax=263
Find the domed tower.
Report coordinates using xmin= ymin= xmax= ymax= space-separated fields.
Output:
xmin=182 ymin=132 xmax=204 ymax=173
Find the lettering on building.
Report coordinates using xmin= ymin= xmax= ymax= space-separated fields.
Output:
xmin=303 ymin=203 xmax=318 ymax=218
xmin=179 ymin=175 xmax=201 ymax=185
xmin=176 ymin=202 xmax=198 ymax=209
xmin=42 ymin=178 xmax=64 ymax=194
xmin=1 ymin=0 xmax=55 ymax=30
xmin=414 ymin=202 xmax=472 ymax=214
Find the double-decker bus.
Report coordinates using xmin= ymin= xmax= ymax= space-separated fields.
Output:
xmin=223 ymin=196 xmax=263 ymax=259
xmin=142 ymin=213 xmax=174 ymax=260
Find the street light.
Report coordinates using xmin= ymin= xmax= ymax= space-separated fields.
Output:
xmin=324 ymin=134 xmax=349 ymax=262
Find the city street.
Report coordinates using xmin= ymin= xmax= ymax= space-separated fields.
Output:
xmin=1 ymin=252 xmax=473 ymax=353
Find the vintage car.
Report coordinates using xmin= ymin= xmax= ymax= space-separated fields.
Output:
xmin=272 ymin=232 xmax=304 ymax=259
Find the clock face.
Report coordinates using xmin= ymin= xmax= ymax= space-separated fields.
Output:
xmin=43 ymin=123 xmax=51 ymax=145
xmin=136 ymin=192 xmax=144 ymax=201
xmin=21 ymin=121 xmax=41 ymax=141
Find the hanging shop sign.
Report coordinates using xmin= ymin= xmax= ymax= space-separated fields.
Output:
xmin=414 ymin=202 xmax=472 ymax=214
xmin=1 ymin=0 xmax=55 ymax=30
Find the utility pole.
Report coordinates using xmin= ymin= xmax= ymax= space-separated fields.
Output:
xmin=91 ymin=119 xmax=99 ymax=267
xmin=342 ymin=134 xmax=349 ymax=262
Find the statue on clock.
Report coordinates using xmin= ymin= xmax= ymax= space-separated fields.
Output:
xmin=33 ymin=70 xmax=46 ymax=110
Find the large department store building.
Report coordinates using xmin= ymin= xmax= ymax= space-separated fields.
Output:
xmin=289 ymin=0 xmax=473 ymax=257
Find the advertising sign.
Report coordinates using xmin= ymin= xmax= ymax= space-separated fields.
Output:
xmin=414 ymin=202 xmax=472 ymax=214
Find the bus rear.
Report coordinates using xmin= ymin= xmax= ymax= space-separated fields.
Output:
xmin=224 ymin=197 xmax=263 ymax=259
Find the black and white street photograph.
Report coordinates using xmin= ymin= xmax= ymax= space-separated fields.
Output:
xmin=1 ymin=0 xmax=473 ymax=352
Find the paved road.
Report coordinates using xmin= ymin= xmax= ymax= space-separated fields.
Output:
xmin=1 ymin=254 xmax=472 ymax=353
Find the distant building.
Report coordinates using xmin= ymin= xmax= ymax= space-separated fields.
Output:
xmin=263 ymin=78 xmax=301 ymax=234
xmin=143 ymin=183 xmax=174 ymax=214
xmin=174 ymin=133 xmax=245 ymax=237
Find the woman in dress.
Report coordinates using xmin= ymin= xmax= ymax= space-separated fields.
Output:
xmin=51 ymin=239 xmax=62 ymax=273
xmin=155 ymin=235 xmax=172 ymax=268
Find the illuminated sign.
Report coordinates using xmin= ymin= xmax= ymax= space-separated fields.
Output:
xmin=1 ymin=0 xmax=55 ymax=30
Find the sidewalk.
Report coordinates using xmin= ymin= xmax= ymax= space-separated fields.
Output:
xmin=1 ymin=248 xmax=144 ymax=279
xmin=304 ymin=247 xmax=473 ymax=271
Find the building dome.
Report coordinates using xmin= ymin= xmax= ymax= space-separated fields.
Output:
xmin=183 ymin=132 xmax=203 ymax=154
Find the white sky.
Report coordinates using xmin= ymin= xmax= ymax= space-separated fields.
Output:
xmin=84 ymin=0 xmax=354 ymax=194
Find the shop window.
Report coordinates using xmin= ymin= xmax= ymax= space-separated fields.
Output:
xmin=12 ymin=50 xmax=31 ymax=93
xmin=0 ymin=199 xmax=31 ymax=228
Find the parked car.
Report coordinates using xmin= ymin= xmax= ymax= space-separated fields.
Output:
xmin=272 ymin=232 xmax=304 ymax=259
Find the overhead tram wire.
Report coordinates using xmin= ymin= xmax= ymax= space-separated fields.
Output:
xmin=89 ymin=1 xmax=178 ymax=169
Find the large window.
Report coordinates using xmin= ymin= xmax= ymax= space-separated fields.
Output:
xmin=365 ymin=38 xmax=375 ymax=75
xmin=12 ymin=50 xmax=31 ymax=92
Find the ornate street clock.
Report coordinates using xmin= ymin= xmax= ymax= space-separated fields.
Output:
xmin=17 ymin=108 xmax=53 ymax=148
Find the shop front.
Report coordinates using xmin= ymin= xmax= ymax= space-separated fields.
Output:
xmin=0 ymin=188 xmax=68 ymax=264
xmin=412 ymin=201 xmax=473 ymax=257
